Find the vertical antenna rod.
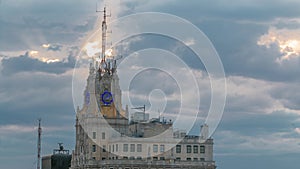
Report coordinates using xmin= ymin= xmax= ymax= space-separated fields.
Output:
xmin=96 ymin=6 xmax=109 ymax=69
xmin=101 ymin=7 xmax=107 ymax=64
xmin=37 ymin=119 xmax=42 ymax=169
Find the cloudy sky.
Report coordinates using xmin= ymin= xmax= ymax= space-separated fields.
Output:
xmin=1 ymin=0 xmax=300 ymax=169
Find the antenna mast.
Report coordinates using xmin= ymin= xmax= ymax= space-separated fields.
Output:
xmin=37 ymin=118 xmax=42 ymax=169
xmin=132 ymin=105 xmax=146 ymax=121
xmin=102 ymin=7 xmax=107 ymax=63
xmin=96 ymin=6 xmax=108 ymax=68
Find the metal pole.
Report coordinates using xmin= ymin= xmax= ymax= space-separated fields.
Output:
xmin=37 ymin=118 xmax=42 ymax=169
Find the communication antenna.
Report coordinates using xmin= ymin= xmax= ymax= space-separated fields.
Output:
xmin=132 ymin=105 xmax=146 ymax=120
xmin=96 ymin=6 xmax=111 ymax=69
xmin=37 ymin=118 xmax=42 ymax=169
xmin=132 ymin=105 xmax=146 ymax=113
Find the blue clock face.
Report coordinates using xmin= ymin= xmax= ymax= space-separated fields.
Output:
xmin=101 ymin=91 xmax=113 ymax=105
xmin=85 ymin=91 xmax=90 ymax=105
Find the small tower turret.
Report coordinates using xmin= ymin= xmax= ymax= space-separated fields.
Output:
xmin=200 ymin=123 xmax=209 ymax=140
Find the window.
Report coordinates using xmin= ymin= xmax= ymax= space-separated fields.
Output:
xmin=129 ymin=156 xmax=135 ymax=160
xmin=113 ymin=145 xmax=114 ymax=152
xmin=103 ymin=145 xmax=106 ymax=152
xmin=123 ymin=144 xmax=128 ymax=152
xmin=160 ymin=145 xmax=165 ymax=152
xmin=176 ymin=157 xmax=181 ymax=161
xmin=92 ymin=145 xmax=96 ymax=152
xmin=187 ymin=158 xmax=192 ymax=161
xmin=137 ymin=156 xmax=142 ymax=160
xmin=130 ymin=144 xmax=135 ymax=152
xmin=193 ymin=145 xmax=198 ymax=153
xmin=153 ymin=144 xmax=158 ymax=153
xmin=153 ymin=157 xmax=158 ymax=160
xmin=123 ymin=156 xmax=128 ymax=159
xmin=92 ymin=157 xmax=96 ymax=160
xmin=186 ymin=145 xmax=192 ymax=153
xmin=160 ymin=157 xmax=165 ymax=160
xmin=200 ymin=145 xmax=205 ymax=153
xmin=116 ymin=144 xmax=118 ymax=152
xmin=80 ymin=146 xmax=83 ymax=153
xmin=200 ymin=158 xmax=205 ymax=161
xmin=102 ymin=132 xmax=105 ymax=139
xmin=92 ymin=132 xmax=96 ymax=139
xmin=176 ymin=145 xmax=181 ymax=153
xmin=193 ymin=158 xmax=198 ymax=161
xmin=137 ymin=144 xmax=142 ymax=152
xmin=102 ymin=157 xmax=106 ymax=160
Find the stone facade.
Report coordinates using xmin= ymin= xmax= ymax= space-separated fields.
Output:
xmin=70 ymin=8 xmax=216 ymax=169
xmin=70 ymin=63 xmax=216 ymax=169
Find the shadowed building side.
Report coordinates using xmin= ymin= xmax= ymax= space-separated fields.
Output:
xmin=42 ymin=144 xmax=72 ymax=169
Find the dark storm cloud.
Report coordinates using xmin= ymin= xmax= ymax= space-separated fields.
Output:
xmin=270 ymin=83 xmax=300 ymax=110
xmin=116 ymin=0 xmax=300 ymax=83
xmin=225 ymin=92 xmax=273 ymax=113
xmin=273 ymin=19 xmax=300 ymax=29
xmin=193 ymin=19 xmax=300 ymax=82
xmin=119 ymin=19 xmax=300 ymax=82
xmin=128 ymin=68 xmax=180 ymax=96
xmin=0 ymin=20 xmax=32 ymax=51
xmin=0 ymin=18 xmax=87 ymax=51
xmin=0 ymin=70 xmax=74 ymax=124
xmin=47 ymin=44 xmax=62 ymax=51
xmin=0 ymin=1 xmax=97 ymax=51
xmin=116 ymin=34 xmax=205 ymax=70
xmin=218 ymin=110 xmax=300 ymax=136
xmin=0 ymin=59 xmax=75 ymax=166
xmin=42 ymin=43 xmax=64 ymax=51
xmin=215 ymin=153 xmax=300 ymax=169
xmin=1 ymin=52 xmax=75 ymax=75
xmin=73 ymin=16 xmax=97 ymax=33
xmin=22 ymin=16 xmax=67 ymax=30
xmin=43 ymin=44 xmax=63 ymax=51
xmin=136 ymin=0 xmax=300 ymax=21
xmin=190 ymin=109 xmax=300 ymax=138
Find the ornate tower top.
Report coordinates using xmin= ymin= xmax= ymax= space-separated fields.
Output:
xmin=93 ymin=7 xmax=124 ymax=119
xmin=100 ymin=7 xmax=107 ymax=68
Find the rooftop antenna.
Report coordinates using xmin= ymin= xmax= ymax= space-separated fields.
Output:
xmin=132 ymin=105 xmax=146 ymax=121
xmin=96 ymin=6 xmax=111 ymax=69
xmin=53 ymin=143 xmax=70 ymax=155
xmin=132 ymin=105 xmax=146 ymax=113
xmin=37 ymin=118 xmax=42 ymax=169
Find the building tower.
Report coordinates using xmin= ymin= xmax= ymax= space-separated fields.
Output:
xmin=70 ymin=7 xmax=216 ymax=169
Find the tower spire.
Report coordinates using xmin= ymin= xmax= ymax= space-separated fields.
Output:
xmin=37 ymin=118 xmax=42 ymax=169
xmin=96 ymin=6 xmax=108 ymax=69
xmin=101 ymin=7 xmax=107 ymax=63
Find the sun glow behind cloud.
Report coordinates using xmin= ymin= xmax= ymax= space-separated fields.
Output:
xmin=42 ymin=44 xmax=51 ymax=48
xmin=28 ymin=50 xmax=60 ymax=64
xmin=105 ymin=48 xmax=114 ymax=59
xmin=83 ymin=41 xmax=101 ymax=58
xmin=83 ymin=41 xmax=114 ymax=60
xmin=295 ymin=128 xmax=300 ymax=134
xmin=257 ymin=27 xmax=300 ymax=63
